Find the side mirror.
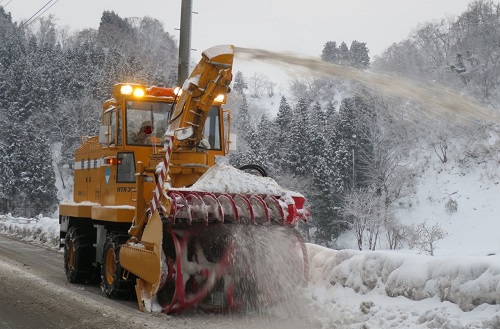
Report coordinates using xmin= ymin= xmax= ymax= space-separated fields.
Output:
xmin=174 ymin=126 xmax=194 ymax=141
xmin=99 ymin=125 xmax=109 ymax=144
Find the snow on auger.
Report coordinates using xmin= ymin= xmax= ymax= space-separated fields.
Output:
xmin=59 ymin=44 xmax=309 ymax=314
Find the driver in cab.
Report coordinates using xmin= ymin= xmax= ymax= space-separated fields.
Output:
xmin=131 ymin=121 xmax=153 ymax=144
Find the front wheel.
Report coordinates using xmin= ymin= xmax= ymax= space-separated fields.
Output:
xmin=101 ymin=232 xmax=135 ymax=299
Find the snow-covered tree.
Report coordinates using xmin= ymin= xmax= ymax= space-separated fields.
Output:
xmin=338 ymin=41 xmax=350 ymax=65
xmin=321 ymin=41 xmax=339 ymax=63
xmin=233 ymin=71 xmax=248 ymax=95
xmin=286 ymin=98 xmax=311 ymax=176
xmin=350 ymin=40 xmax=370 ymax=68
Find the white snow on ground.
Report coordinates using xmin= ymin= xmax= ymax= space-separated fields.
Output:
xmin=397 ymin=159 xmax=500 ymax=257
xmin=2 ymin=158 xmax=500 ymax=328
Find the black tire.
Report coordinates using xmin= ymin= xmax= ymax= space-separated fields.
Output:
xmin=64 ymin=226 xmax=92 ymax=283
xmin=100 ymin=232 xmax=135 ymax=299
xmin=239 ymin=164 xmax=268 ymax=177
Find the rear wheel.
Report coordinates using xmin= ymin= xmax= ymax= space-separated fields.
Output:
xmin=64 ymin=226 xmax=92 ymax=283
xmin=101 ymin=232 xmax=135 ymax=299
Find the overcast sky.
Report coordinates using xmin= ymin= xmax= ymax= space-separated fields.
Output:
xmin=5 ymin=0 xmax=475 ymax=59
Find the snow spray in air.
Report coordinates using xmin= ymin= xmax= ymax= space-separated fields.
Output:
xmin=229 ymin=225 xmax=309 ymax=318
xmin=234 ymin=47 xmax=500 ymax=124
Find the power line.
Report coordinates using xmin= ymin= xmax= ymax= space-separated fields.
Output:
xmin=2 ymin=0 xmax=14 ymax=8
xmin=29 ymin=0 xmax=60 ymax=25
xmin=5 ymin=0 xmax=62 ymax=40
xmin=21 ymin=0 xmax=57 ymax=27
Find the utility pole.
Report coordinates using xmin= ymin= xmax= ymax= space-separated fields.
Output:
xmin=177 ymin=0 xmax=192 ymax=86
xmin=352 ymin=149 xmax=355 ymax=189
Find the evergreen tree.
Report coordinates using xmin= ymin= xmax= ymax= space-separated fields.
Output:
xmin=338 ymin=41 xmax=350 ymax=65
xmin=286 ymin=98 xmax=310 ymax=176
xmin=321 ymin=41 xmax=339 ymax=63
xmin=0 ymin=143 xmax=14 ymax=213
xmin=229 ymin=94 xmax=256 ymax=169
xmin=332 ymin=95 xmax=375 ymax=192
xmin=307 ymin=102 xmax=339 ymax=243
xmin=275 ymin=96 xmax=293 ymax=145
xmin=332 ymin=97 xmax=358 ymax=191
xmin=22 ymin=132 xmax=58 ymax=216
xmin=325 ymin=100 xmax=338 ymax=133
xmin=235 ymin=94 xmax=252 ymax=142
xmin=331 ymin=137 xmax=353 ymax=193
xmin=254 ymin=114 xmax=276 ymax=175
xmin=350 ymin=40 xmax=370 ymax=68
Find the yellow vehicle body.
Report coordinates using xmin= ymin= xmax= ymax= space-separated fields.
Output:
xmin=60 ymin=45 xmax=308 ymax=314
xmin=59 ymin=45 xmax=233 ymax=285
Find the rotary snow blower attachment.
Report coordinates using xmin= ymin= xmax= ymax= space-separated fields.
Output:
xmin=59 ymin=44 xmax=309 ymax=315
xmin=121 ymin=163 xmax=310 ymax=313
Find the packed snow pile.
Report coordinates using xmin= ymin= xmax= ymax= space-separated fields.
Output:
xmin=190 ymin=162 xmax=301 ymax=196
xmin=307 ymin=244 xmax=500 ymax=312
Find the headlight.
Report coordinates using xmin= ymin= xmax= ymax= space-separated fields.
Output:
xmin=120 ymin=85 xmax=133 ymax=95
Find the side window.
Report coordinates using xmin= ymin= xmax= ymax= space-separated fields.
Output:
xmin=117 ymin=111 xmax=122 ymax=146
xmin=110 ymin=111 xmax=116 ymax=146
xmin=204 ymin=106 xmax=221 ymax=150
xmin=117 ymin=152 xmax=135 ymax=183
xmin=103 ymin=109 xmax=117 ymax=146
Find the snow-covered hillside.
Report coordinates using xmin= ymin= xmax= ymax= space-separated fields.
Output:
xmin=398 ymin=159 xmax=500 ymax=257
xmin=330 ymin=130 xmax=500 ymax=257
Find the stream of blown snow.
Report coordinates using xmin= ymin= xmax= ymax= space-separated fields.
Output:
xmin=234 ymin=47 xmax=500 ymax=124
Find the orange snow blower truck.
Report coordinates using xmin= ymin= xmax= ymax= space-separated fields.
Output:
xmin=59 ymin=45 xmax=309 ymax=314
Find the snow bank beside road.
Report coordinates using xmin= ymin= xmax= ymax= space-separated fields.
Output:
xmin=0 ymin=214 xmax=60 ymax=249
xmin=307 ymin=243 xmax=500 ymax=311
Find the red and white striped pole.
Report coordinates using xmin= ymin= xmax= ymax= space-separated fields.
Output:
xmin=149 ymin=133 xmax=175 ymax=215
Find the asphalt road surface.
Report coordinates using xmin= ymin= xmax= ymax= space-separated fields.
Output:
xmin=0 ymin=235 xmax=313 ymax=329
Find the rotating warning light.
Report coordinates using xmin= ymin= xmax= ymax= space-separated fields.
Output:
xmin=133 ymin=88 xmax=145 ymax=97
xmin=119 ymin=84 xmax=145 ymax=97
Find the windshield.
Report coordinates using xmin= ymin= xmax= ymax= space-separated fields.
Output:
xmin=126 ymin=100 xmax=171 ymax=146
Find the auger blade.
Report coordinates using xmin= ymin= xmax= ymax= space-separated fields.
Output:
xmin=165 ymin=190 xmax=307 ymax=225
